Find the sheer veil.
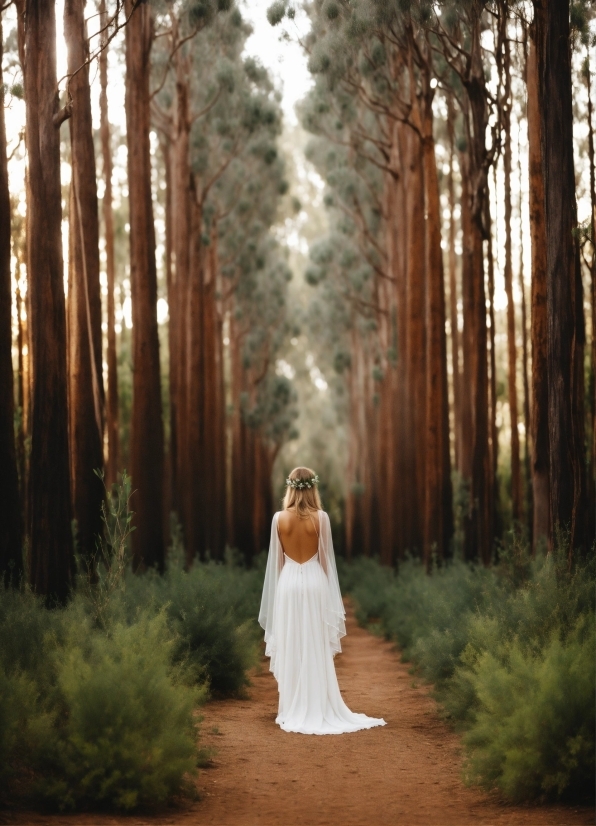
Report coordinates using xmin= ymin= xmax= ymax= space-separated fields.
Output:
xmin=258 ymin=510 xmax=346 ymax=672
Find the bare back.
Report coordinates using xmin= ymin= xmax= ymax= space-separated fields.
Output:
xmin=277 ymin=508 xmax=320 ymax=564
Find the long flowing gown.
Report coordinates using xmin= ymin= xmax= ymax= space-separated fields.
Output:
xmin=258 ymin=510 xmax=386 ymax=735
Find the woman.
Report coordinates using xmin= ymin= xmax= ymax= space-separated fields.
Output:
xmin=259 ymin=466 xmax=386 ymax=735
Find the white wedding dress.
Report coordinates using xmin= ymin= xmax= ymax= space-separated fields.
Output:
xmin=258 ymin=510 xmax=386 ymax=735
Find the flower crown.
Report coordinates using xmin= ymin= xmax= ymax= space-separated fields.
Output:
xmin=286 ymin=474 xmax=319 ymax=490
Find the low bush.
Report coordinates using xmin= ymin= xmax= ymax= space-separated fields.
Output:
xmin=118 ymin=554 xmax=262 ymax=696
xmin=38 ymin=607 xmax=202 ymax=810
xmin=0 ymin=593 xmax=203 ymax=811
xmin=344 ymin=543 xmax=595 ymax=803
xmin=0 ymin=482 xmax=264 ymax=811
xmin=463 ymin=615 xmax=595 ymax=802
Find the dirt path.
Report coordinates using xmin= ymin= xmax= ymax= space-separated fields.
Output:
xmin=4 ymin=604 xmax=592 ymax=826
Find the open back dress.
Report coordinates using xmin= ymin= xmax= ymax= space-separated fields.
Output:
xmin=258 ymin=510 xmax=386 ymax=735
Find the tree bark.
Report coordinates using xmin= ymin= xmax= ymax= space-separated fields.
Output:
xmin=0 ymin=16 xmax=23 ymax=584
xmin=518 ymin=106 xmax=532 ymax=538
xmin=535 ymin=0 xmax=586 ymax=555
xmin=201 ymin=232 xmax=224 ymax=557
xmin=99 ymin=0 xmax=119 ymax=487
xmin=15 ymin=273 xmax=27 ymax=498
xmin=171 ymin=43 xmax=192 ymax=525
xmin=502 ymin=33 xmax=523 ymax=524
xmin=447 ymin=97 xmax=462 ymax=475
xmin=64 ymin=0 xmax=105 ymax=563
xmin=485 ymin=189 xmax=500 ymax=539
xmin=125 ymin=0 xmax=165 ymax=571
xmin=161 ymin=135 xmax=173 ymax=520
xmin=25 ymin=0 xmax=74 ymax=600
xmin=184 ymin=198 xmax=205 ymax=564
xmin=527 ymin=32 xmax=549 ymax=549
xmin=460 ymin=12 xmax=493 ymax=564
xmin=404 ymin=127 xmax=426 ymax=554
xmin=421 ymin=108 xmax=453 ymax=562
xmin=584 ymin=49 xmax=596 ymax=543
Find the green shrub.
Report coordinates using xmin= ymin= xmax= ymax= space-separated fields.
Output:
xmin=0 ymin=556 xmax=259 ymax=809
xmin=116 ymin=553 xmax=262 ymax=696
xmin=0 ymin=478 xmax=262 ymax=812
xmin=463 ymin=615 xmax=595 ymax=802
xmin=344 ymin=545 xmax=595 ymax=803
xmin=35 ymin=609 xmax=202 ymax=811
xmin=0 ymin=667 xmax=39 ymax=786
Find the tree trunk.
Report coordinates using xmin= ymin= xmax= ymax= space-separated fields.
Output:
xmin=15 ymin=273 xmax=27 ymax=497
xmin=485 ymin=189 xmax=500 ymax=539
xmin=64 ymin=0 xmax=105 ymax=563
xmin=125 ymin=0 xmax=165 ymax=571
xmin=404 ymin=127 xmax=426 ymax=554
xmin=584 ymin=49 xmax=596 ymax=543
xmin=229 ymin=318 xmax=252 ymax=562
xmin=535 ymin=0 xmax=586 ymax=555
xmin=387 ymin=121 xmax=409 ymax=560
xmin=447 ymin=97 xmax=462 ymax=475
xmin=214 ymin=292 xmax=227 ymax=557
xmin=99 ymin=0 xmax=119 ymax=487
xmin=502 ymin=34 xmax=523 ymax=524
xmin=459 ymin=149 xmax=474 ymax=493
xmin=460 ymin=13 xmax=493 ymax=564
xmin=422 ymin=116 xmax=453 ymax=562
xmin=201 ymin=233 xmax=223 ymax=557
xmin=25 ymin=0 xmax=74 ymax=600
xmin=518 ymin=112 xmax=532 ymax=538
xmin=161 ymin=136 xmax=173 ymax=520
xmin=171 ymin=46 xmax=192 ymax=526
xmin=0 ymin=17 xmax=23 ymax=584
xmin=527 ymin=32 xmax=550 ymax=549
xmin=184 ymin=198 xmax=205 ymax=564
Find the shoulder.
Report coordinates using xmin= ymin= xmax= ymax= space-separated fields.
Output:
xmin=318 ymin=510 xmax=330 ymax=524
xmin=276 ymin=510 xmax=289 ymax=526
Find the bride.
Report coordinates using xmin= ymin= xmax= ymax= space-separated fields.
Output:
xmin=259 ymin=466 xmax=386 ymax=735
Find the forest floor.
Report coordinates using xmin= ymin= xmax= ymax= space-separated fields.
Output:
xmin=4 ymin=601 xmax=593 ymax=826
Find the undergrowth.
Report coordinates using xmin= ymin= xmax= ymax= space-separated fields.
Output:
xmin=0 ymin=475 xmax=262 ymax=812
xmin=340 ymin=540 xmax=595 ymax=804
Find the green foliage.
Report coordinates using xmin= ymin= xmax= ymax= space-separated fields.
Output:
xmin=463 ymin=616 xmax=595 ymax=802
xmin=117 ymin=548 xmax=263 ymax=696
xmin=0 ymin=591 xmax=201 ymax=811
xmin=0 ymin=482 xmax=263 ymax=810
xmin=34 ymin=609 xmax=201 ymax=811
xmin=343 ymin=546 xmax=595 ymax=803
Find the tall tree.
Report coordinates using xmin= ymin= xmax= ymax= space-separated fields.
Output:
xmin=433 ymin=1 xmax=502 ymax=563
xmin=25 ymin=0 xmax=74 ymax=599
xmin=99 ymin=0 xmax=120 ymax=486
xmin=582 ymin=47 xmax=596 ymax=541
xmin=64 ymin=0 xmax=105 ymax=563
xmin=447 ymin=96 xmax=462 ymax=475
xmin=527 ymin=29 xmax=549 ymax=548
xmin=0 ymin=16 xmax=23 ymax=584
xmin=125 ymin=0 xmax=165 ymax=571
xmin=535 ymin=0 xmax=586 ymax=555
xmin=501 ymin=27 xmax=523 ymax=524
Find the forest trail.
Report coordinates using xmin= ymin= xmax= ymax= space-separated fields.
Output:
xmin=4 ymin=603 xmax=592 ymax=826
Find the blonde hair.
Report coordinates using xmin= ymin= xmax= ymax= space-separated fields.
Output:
xmin=282 ymin=467 xmax=322 ymax=518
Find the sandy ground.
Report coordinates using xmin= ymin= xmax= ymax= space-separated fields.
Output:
xmin=3 ymin=603 xmax=593 ymax=826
